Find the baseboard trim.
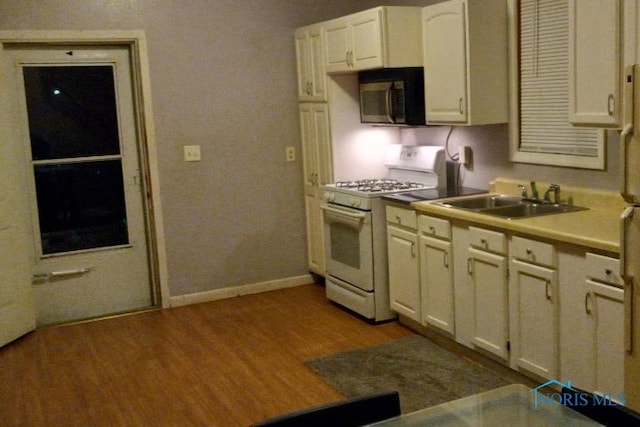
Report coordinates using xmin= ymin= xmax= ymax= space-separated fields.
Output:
xmin=169 ymin=274 xmax=314 ymax=307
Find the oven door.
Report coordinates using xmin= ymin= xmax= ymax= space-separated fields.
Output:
xmin=321 ymin=203 xmax=373 ymax=291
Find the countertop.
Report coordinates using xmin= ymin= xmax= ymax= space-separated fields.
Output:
xmin=410 ymin=178 xmax=625 ymax=255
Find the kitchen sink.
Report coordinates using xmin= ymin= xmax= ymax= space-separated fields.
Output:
xmin=436 ymin=195 xmax=588 ymax=219
xmin=480 ymin=202 xmax=588 ymax=218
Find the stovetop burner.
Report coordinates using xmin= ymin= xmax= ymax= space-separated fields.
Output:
xmin=335 ymin=178 xmax=426 ymax=193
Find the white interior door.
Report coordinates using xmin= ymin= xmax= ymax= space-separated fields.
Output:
xmin=0 ymin=65 xmax=37 ymax=346
xmin=4 ymin=45 xmax=153 ymax=326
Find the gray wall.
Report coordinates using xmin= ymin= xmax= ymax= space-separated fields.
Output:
xmin=0 ymin=0 xmax=620 ymax=299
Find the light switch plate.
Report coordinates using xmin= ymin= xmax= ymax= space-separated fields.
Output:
xmin=184 ymin=145 xmax=201 ymax=162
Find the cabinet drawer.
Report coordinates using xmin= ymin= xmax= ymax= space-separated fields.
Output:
xmin=419 ymin=215 xmax=451 ymax=240
xmin=386 ymin=205 xmax=417 ymax=230
xmin=511 ymin=236 xmax=556 ymax=267
xmin=585 ymin=253 xmax=621 ymax=286
xmin=469 ymin=226 xmax=507 ymax=254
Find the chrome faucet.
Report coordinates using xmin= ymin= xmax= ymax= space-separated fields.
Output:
xmin=519 ymin=181 xmax=539 ymax=201
xmin=518 ymin=184 xmax=528 ymax=198
xmin=544 ymin=184 xmax=561 ymax=204
xmin=530 ymin=181 xmax=539 ymax=201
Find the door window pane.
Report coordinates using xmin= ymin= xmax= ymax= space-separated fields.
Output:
xmin=23 ymin=65 xmax=120 ymax=160
xmin=34 ymin=160 xmax=128 ymax=254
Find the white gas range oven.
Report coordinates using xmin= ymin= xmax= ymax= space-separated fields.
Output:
xmin=321 ymin=144 xmax=446 ymax=322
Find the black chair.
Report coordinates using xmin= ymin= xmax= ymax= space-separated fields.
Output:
xmin=561 ymin=386 xmax=640 ymax=426
xmin=253 ymin=390 xmax=401 ymax=427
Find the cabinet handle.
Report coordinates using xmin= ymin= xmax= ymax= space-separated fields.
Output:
xmin=308 ymin=81 xmax=313 ymax=95
xmin=480 ymin=237 xmax=487 ymax=245
xmin=458 ymin=97 xmax=464 ymax=114
xmin=625 ymin=277 xmax=634 ymax=353
xmin=467 ymin=258 xmax=473 ymax=276
xmin=443 ymin=251 xmax=449 ymax=268
xmin=429 ymin=226 xmax=435 ymax=234
xmin=585 ymin=292 xmax=593 ymax=315
xmin=621 ymin=125 xmax=635 ymax=202
xmin=411 ymin=242 xmax=416 ymax=258
xmin=396 ymin=215 xmax=402 ymax=225
xmin=608 ymin=94 xmax=615 ymax=116
xmin=621 ymin=207 xmax=634 ymax=279
xmin=545 ymin=280 xmax=552 ymax=301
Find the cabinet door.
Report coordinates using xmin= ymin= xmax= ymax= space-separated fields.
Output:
xmin=468 ymin=247 xmax=508 ymax=360
xmin=511 ymin=259 xmax=557 ymax=379
xmin=294 ymin=28 xmax=312 ymax=100
xmin=295 ymin=26 xmax=327 ymax=102
xmin=558 ymin=250 xmax=593 ymax=390
xmin=422 ymin=0 xmax=467 ymax=123
xmin=299 ymin=104 xmax=332 ymax=275
xmin=421 ymin=235 xmax=454 ymax=334
xmin=569 ymin=0 xmax=621 ymax=127
xmin=387 ymin=225 xmax=420 ymax=321
xmin=587 ymin=280 xmax=625 ymax=396
xmin=324 ymin=18 xmax=350 ymax=73
xmin=350 ymin=8 xmax=384 ymax=71
xmin=308 ymin=26 xmax=327 ymax=101
xmin=313 ymin=104 xmax=332 ymax=187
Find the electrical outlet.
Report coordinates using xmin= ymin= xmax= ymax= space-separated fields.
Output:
xmin=184 ymin=145 xmax=201 ymax=162
xmin=459 ymin=146 xmax=472 ymax=166
xmin=286 ymin=146 xmax=296 ymax=162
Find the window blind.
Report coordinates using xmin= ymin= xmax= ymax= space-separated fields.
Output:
xmin=519 ymin=0 xmax=600 ymax=157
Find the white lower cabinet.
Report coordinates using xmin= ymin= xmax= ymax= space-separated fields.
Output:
xmin=387 ymin=214 xmax=623 ymax=390
xmin=467 ymin=227 xmax=509 ymax=361
xmin=509 ymin=236 xmax=558 ymax=379
xmin=419 ymin=215 xmax=454 ymax=335
xmin=386 ymin=206 xmax=420 ymax=321
xmin=560 ymin=250 xmax=624 ymax=394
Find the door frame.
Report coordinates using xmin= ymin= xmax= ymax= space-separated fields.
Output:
xmin=0 ymin=30 xmax=170 ymax=309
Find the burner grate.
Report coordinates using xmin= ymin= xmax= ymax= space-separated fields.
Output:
xmin=335 ymin=178 xmax=425 ymax=193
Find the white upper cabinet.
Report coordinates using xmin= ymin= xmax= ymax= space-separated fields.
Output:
xmin=422 ymin=0 xmax=508 ymax=125
xmin=569 ymin=0 xmax=622 ymax=127
xmin=295 ymin=24 xmax=327 ymax=102
xmin=324 ymin=7 xmax=422 ymax=74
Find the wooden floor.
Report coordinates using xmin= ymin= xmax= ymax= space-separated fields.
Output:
xmin=0 ymin=283 xmax=412 ymax=426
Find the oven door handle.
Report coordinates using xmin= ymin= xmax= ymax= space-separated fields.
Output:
xmin=320 ymin=204 xmax=366 ymax=228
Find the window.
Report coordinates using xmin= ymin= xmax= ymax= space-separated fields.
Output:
xmin=509 ymin=0 xmax=605 ymax=169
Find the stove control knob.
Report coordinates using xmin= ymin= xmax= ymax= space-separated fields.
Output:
xmin=350 ymin=198 xmax=360 ymax=208
xmin=324 ymin=192 xmax=335 ymax=202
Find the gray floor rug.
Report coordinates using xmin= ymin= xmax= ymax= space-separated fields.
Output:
xmin=305 ymin=334 xmax=514 ymax=413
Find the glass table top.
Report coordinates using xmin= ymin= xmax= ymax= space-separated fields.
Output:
xmin=369 ymin=384 xmax=602 ymax=426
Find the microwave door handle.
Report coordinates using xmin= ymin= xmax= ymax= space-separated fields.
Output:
xmin=386 ymin=84 xmax=394 ymax=123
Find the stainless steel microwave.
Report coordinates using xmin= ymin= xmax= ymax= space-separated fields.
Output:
xmin=358 ymin=67 xmax=425 ymax=126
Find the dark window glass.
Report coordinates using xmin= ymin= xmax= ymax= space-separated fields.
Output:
xmin=23 ymin=66 xmax=120 ymax=160
xmin=34 ymin=160 xmax=128 ymax=254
